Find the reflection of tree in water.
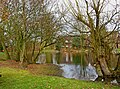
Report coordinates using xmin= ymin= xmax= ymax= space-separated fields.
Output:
xmin=36 ymin=52 xmax=98 ymax=80
xmin=55 ymin=53 xmax=61 ymax=64
xmin=80 ymin=53 xmax=86 ymax=78
xmin=73 ymin=54 xmax=81 ymax=64
xmin=45 ymin=52 xmax=52 ymax=63
xmin=72 ymin=53 xmax=87 ymax=78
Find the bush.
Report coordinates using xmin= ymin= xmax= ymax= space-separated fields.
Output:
xmin=0 ymin=43 xmax=3 ymax=52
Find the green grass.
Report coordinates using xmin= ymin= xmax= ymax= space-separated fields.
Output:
xmin=0 ymin=67 xmax=119 ymax=89
xmin=0 ymin=52 xmax=6 ymax=60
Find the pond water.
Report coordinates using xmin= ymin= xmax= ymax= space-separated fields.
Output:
xmin=36 ymin=52 xmax=98 ymax=81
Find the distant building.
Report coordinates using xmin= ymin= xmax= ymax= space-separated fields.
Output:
xmin=59 ymin=31 xmax=120 ymax=52
xmin=60 ymin=34 xmax=89 ymax=52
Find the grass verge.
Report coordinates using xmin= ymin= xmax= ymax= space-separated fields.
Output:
xmin=0 ymin=67 xmax=119 ymax=89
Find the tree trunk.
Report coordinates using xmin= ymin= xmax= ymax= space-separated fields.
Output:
xmin=19 ymin=42 xmax=28 ymax=69
xmin=16 ymin=51 xmax=20 ymax=61
xmin=31 ymin=40 xmax=36 ymax=63
xmin=95 ymin=56 xmax=113 ymax=81
xmin=115 ymin=54 xmax=120 ymax=71
xmin=96 ymin=62 xmax=103 ymax=77
xmin=99 ymin=56 xmax=112 ymax=76
xmin=20 ymin=42 xmax=26 ymax=64
xmin=1 ymin=41 xmax=11 ymax=59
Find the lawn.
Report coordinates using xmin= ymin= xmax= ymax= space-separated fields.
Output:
xmin=0 ymin=67 xmax=119 ymax=89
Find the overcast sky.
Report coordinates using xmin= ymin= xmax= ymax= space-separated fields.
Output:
xmin=53 ymin=0 xmax=120 ymax=32
xmin=57 ymin=0 xmax=120 ymax=11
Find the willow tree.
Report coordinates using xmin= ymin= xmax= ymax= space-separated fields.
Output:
xmin=65 ymin=0 xmax=120 ymax=78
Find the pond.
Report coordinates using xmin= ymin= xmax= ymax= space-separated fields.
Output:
xmin=36 ymin=51 xmax=98 ymax=81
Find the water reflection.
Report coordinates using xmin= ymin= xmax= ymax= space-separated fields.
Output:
xmin=36 ymin=52 xmax=98 ymax=81
xmin=36 ymin=54 xmax=46 ymax=64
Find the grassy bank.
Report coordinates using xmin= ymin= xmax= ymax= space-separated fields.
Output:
xmin=0 ymin=67 xmax=119 ymax=89
xmin=0 ymin=52 xmax=119 ymax=89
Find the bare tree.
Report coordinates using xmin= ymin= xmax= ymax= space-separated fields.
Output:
xmin=0 ymin=0 xmax=64 ymax=66
xmin=65 ymin=0 xmax=120 ymax=78
xmin=0 ymin=0 xmax=11 ymax=59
